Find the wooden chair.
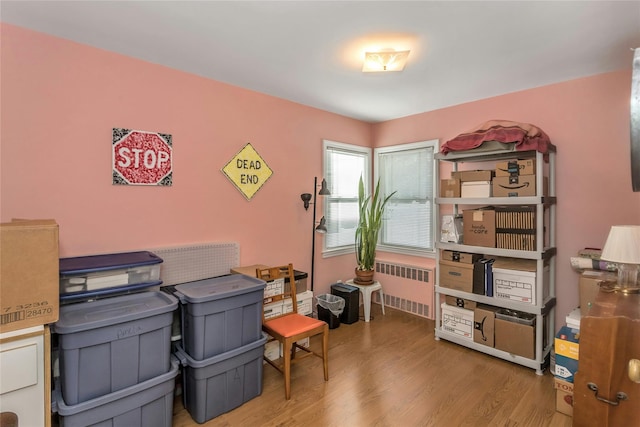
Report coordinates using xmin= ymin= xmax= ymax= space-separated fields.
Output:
xmin=257 ymin=263 xmax=329 ymax=400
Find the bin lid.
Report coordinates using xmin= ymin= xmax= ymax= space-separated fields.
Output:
xmin=54 ymin=291 xmax=178 ymax=334
xmin=174 ymin=335 xmax=267 ymax=368
xmin=59 ymin=251 xmax=163 ymax=276
xmin=173 ymin=274 xmax=266 ymax=304
xmin=330 ymin=282 xmax=358 ymax=292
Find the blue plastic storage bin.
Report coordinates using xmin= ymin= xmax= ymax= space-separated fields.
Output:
xmin=54 ymin=357 xmax=179 ymax=427
xmin=173 ymin=274 xmax=266 ymax=360
xmin=54 ymin=291 xmax=178 ymax=405
xmin=59 ymin=251 xmax=163 ymax=301
xmin=175 ymin=335 xmax=266 ymax=423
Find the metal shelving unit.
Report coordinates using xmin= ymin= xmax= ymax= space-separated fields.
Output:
xmin=434 ymin=147 xmax=557 ymax=375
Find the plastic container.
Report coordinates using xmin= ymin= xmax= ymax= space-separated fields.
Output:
xmin=54 ymin=357 xmax=178 ymax=427
xmin=59 ymin=251 xmax=163 ymax=301
xmin=316 ymin=294 xmax=345 ymax=329
xmin=54 ymin=291 xmax=178 ymax=405
xmin=495 ymin=308 xmax=536 ymax=325
xmin=331 ymin=283 xmax=360 ymax=324
xmin=175 ymin=335 xmax=266 ymax=424
xmin=173 ymin=274 xmax=266 ymax=360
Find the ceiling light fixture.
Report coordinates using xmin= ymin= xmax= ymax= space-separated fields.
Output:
xmin=362 ymin=49 xmax=410 ymax=72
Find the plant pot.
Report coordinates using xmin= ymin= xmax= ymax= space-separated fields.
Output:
xmin=354 ymin=268 xmax=375 ymax=285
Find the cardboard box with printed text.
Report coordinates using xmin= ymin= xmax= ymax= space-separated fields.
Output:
xmin=0 ymin=219 xmax=59 ymax=332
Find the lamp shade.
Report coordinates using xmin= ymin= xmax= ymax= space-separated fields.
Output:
xmin=600 ymin=225 xmax=640 ymax=264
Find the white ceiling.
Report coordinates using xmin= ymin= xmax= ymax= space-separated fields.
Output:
xmin=2 ymin=1 xmax=639 ymax=123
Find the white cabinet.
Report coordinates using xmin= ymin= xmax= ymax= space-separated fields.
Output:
xmin=0 ymin=325 xmax=51 ymax=427
xmin=434 ymin=148 xmax=556 ymax=375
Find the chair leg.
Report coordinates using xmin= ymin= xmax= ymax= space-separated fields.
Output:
xmin=283 ymin=338 xmax=292 ymax=400
xmin=322 ymin=325 xmax=329 ymax=381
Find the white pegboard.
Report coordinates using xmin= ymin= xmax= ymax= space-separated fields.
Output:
xmin=147 ymin=242 xmax=239 ymax=286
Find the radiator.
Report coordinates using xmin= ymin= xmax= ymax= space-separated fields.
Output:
xmin=375 ymin=260 xmax=432 ymax=318
xmin=148 ymin=242 xmax=239 ymax=286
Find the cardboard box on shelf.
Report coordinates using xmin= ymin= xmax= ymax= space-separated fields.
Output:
xmin=452 ymin=170 xmax=495 ymax=182
xmin=492 ymin=257 xmax=549 ymax=305
xmin=440 ymin=178 xmax=461 ymax=198
xmin=494 ymin=314 xmax=535 ymax=359
xmin=461 ymin=181 xmax=492 ymax=198
xmin=439 ymin=260 xmax=474 ymax=293
xmin=0 ymin=219 xmax=59 ymax=333
xmin=579 ymin=270 xmax=617 ymax=315
xmin=495 ymin=159 xmax=536 ymax=177
xmin=463 ymin=208 xmax=496 ymax=248
xmin=474 ymin=304 xmax=499 ymax=347
xmin=441 ymin=303 xmax=474 ymax=340
xmin=554 ymin=377 xmax=574 ymax=416
xmin=492 ymin=175 xmax=537 ymax=197
xmin=441 ymin=250 xmax=483 ymax=264
xmin=444 ymin=296 xmax=477 ymax=310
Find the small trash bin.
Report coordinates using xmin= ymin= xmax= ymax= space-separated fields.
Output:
xmin=316 ymin=294 xmax=345 ymax=329
xmin=331 ymin=283 xmax=360 ymax=324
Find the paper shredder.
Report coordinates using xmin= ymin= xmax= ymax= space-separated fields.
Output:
xmin=330 ymin=283 xmax=360 ymax=324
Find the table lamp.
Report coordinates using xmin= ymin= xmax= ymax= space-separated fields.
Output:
xmin=600 ymin=225 xmax=640 ymax=293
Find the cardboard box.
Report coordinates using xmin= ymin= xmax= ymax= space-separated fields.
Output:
xmin=440 ymin=178 xmax=461 ymax=198
xmin=445 ymin=296 xmax=477 ymax=310
xmin=555 ymin=354 xmax=579 ymax=383
xmin=495 ymin=159 xmax=536 ymax=177
xmin=463 ymin=208 xmax=496 ymax=247
xmin=461 ymin=181 xmax=492 ymax=198
xmin=441 ymin=250 xmax=482 ymax=264
xmin=452 ymin=170 xmax=495 ymax=182
xmin=474 ymin=304 xmax=498 ymax=347
xmin=555 ymin=325 xmax=579 ymax=360
xmin=231 ymin=264 xmax=308 ymax=294
xmin=492 ymin=257 xmax=549 ymax=305
xmin=494 ymin=317 xmax=535 ymax=359
xmin=0 ymin=220 xmax=59 ymax=333
xmin=441 ymin=303 xmax=474 ymax=340
xmin=492 ymin=175 xmax=536 ymax=197
xmin=439 ymin=260 xmax=474 ymax=293
xmin=554 ymin=377 xmax=574 ymax=416
xmin=579 ymin=270 xmax=617 ymax=315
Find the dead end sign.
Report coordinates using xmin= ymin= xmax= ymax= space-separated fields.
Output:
xmin=222 ymin=143 xmax=273 ymax=200
xmin=112 ymin=128 xmax=173 ymax=186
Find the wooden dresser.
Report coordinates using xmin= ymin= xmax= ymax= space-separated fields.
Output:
xmin=573 ymin=290 xmax=640 ymax=426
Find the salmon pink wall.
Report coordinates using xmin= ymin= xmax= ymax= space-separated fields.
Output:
xmin=373 ymin=70 xmax=640 ymax=325
xmin=0 ymin=24 xmax=370 ymax=297
xmin=2 ymin=24 xmax=638 ymax=325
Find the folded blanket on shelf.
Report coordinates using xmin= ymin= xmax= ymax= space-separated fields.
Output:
xmin=441 ymin=120 xmax=552 ymax=155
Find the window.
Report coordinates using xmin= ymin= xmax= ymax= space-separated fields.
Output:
xmin=375 ymin=139 xmax=438 ymax=256
xmin=323 ymin=140 xmax=371 ymax=256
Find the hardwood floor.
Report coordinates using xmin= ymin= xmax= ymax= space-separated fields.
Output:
xmin=172 ymin=305 xmax=572 ymax=427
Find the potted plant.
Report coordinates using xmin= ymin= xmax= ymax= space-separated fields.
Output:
xmin=354 ymin=175 xmax=396 ymax=285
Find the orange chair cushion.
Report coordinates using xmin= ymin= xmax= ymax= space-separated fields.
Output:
xmin=265 ymin=313 xmax=326 ymax=338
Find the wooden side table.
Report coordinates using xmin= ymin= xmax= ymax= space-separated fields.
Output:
xmin=345 ymin=279 xmax=385 ymax=322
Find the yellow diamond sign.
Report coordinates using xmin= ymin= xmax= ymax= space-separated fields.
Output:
xmin=222 ymin=143 xmax=273 ymax=200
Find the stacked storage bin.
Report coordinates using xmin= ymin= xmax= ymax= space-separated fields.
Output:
xmin=53 ymin=252 xmax=179 ymax=427
xmin=171 ymin=274 xmax=267 ymax=424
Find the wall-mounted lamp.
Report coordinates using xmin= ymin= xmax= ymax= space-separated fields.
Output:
xmin=301 ymin=177 xmax=330 ymax=291
xmin=301 ymin=193 xmax=312 ymax=210
xmin=362 ymin=49 xmax=410 ymax=72
xmin=315 ymin=216 xmax=327 ymax=233
xmin=600 ymin=225 xmax=640 ymax=293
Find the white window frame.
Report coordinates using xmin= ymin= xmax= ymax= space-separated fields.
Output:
xmin=374 ymin=139 xmax=439 ymax=258
xmin=322 ymin=139 xmax=371 ymax=257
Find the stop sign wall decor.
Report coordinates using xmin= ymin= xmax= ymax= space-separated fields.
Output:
xmin=112 ymin=128 xmax=173 ymax=186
